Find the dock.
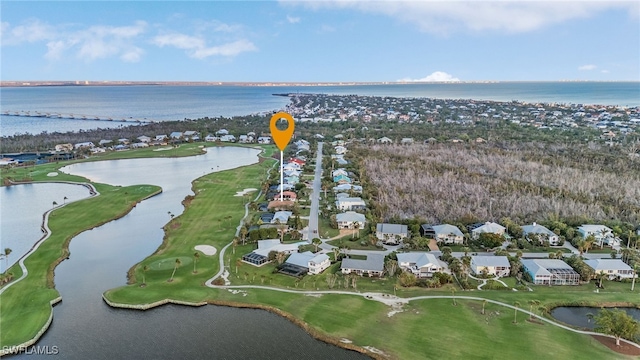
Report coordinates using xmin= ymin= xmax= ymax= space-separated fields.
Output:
xmin=2 ymin=110 xmax=157 ymax=124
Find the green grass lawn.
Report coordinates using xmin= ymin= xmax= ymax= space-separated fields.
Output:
xmin=327 ymin=236 xmax=383 ymax=251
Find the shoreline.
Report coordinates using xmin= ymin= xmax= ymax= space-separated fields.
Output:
xmin=101 ymin=294 xmax=383 ymax=360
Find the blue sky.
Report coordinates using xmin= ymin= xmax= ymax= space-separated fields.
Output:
xmin=1 ymin=1 xmax=639 ymax=82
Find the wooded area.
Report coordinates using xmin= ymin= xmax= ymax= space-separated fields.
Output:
xmin=355 ymin=142 xmax=640 ymax=224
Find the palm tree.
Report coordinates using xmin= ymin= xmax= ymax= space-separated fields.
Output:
xmin=52 ymin=201 xmax=58 ymax=209
xmin=451 ymin=288 xmax=457 ymax=306
xmin=240 ymin=226 xmax=248 ymax=246
xmin=193 ymin=252 xmax=200 ymax=273
xmin=528 ymin=300 xmax=540 ymax=320
xmin=312 ymin=238 xmax=322 ymax=252
xmin=141 ymin=265 xmax=149 ymax=286
xmin=597 ymin=271 xmax=607 ymax=288
xmin=513 ymin=301 xmax=521 ymax=323
xmin=481 ymin=299 xmax=487 ymax=315
xmin=235 ymin=258 xmax=242 ymax=274
xmin=632 ymin=265 xmax=639 ymax=291
xmin=3 ymin=248 xmax=12 ymax=270
xmin=63 ymin=196 xmax=68 ymax=204
xmin=169 ymin=258 xmax=181 ymax=282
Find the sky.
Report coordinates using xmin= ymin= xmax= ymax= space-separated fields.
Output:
xmin=1 ymin=1 xmax=639 ymax=82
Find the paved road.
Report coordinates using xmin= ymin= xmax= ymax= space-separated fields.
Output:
xmin=306 ymin=142 xmax=323 ymax=242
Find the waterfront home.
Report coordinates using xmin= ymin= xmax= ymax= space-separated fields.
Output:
xmin=522 ymin=223 xmax=559 ymax=245
xmin=341 ymin=254 xmax=385 ymax=277
xmin=183 ymin=131 xmax=199 ymax=141
xmin=170 ymin=131 xmax=183 ymax=139
xmin=131 ymin=142 xmax=149 ymax=149
xmin=215 ymin=129 xmax=229 ymax=136
xmin=577 ymin=225 xmax=619 ymax=247
xmin=205 ymin=134 xmax=219 ymax=142
xmin=282 ymin=252 xmax=331 ymax=276
xmin=137 ymin=135 xmax=151 ymax=143
xmin=336 ymin=211 xmax=366 ymax=229
xmin=584 ymin=259 xmax=635 ymax=280
xmin=258 ymin=136 xmax=272 ymax=144
xmin=420 ymin=224 xmax=464 ymax=244
xmin=376 ymin=223 xmax=409 ymax=244
xmin=470 ymin=256 xmax=511 ymax=277
xmin=242 ymin=239 xmax=306 ymax=266
xmin=521 ymin=259 xmax=580 ymax=285
xmin=220 ymin=135 xmax=236 ymax=142
xmin=397 ymin=252 xmax=448 ymax=278
xmin=335 ymin=197 xmax=366 ymax=211
xmin=155 ymin=135 xmax=168 ymax=141
xmin=469 ymin=222 xmax=506 ymax=240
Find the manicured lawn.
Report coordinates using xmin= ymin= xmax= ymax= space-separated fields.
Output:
xmin=327 ymin=237 xmax=383 ymax=251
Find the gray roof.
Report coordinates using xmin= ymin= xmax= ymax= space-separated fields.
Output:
xmin=471 ymin=256 xmax=510 ymax=268
xmin=341 ymin=254 xmax=385 ymax=272
xmin=336 ymin=211 xmax=366 ymax=223
xmin=397 ymin=252 xmax=439 ymax=268
xmin=522 ymin=223 xmax=556 ymax=237
xmin=522 ymin=259 xmax=576 ymax=277
xmin=471 ymin=222 xmax=506 ymax=234
xmin=431 ymin=224 xmax=463 ymax=237
xmin=376 ymin=223 xmax=408 ymax=235
xmin=285 ymin=251 xmax=315 ymax=268
xmin=584 ymin=259 xmax=633 ymax=272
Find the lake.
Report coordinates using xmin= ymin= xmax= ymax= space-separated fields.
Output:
xmin=7 ymin=147 xmax=366 ymax=359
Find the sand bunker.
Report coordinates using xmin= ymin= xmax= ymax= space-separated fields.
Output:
xmin=153 ymin=147 xmax=173 ymax=151
xmin=234 ymin=188 xmax=258 ymax=197
xmin=47 ymin=172 xmax=59 ymax=177
xmin=195 ymin=245 xmax=217 ymax=256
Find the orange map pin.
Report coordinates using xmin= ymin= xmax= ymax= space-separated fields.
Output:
xmin=270 ymin=112 xmax=295 ymax=151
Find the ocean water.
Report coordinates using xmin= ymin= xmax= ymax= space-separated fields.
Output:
xmin=1 ymin=82 xmax=638 ymax=136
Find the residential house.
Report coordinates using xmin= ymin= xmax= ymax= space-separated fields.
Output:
xmin=584 ymin=259 xmax=635 ymax=280
xmin=577 ymin=225 xmax=619 ymax=247
xmin=220 ymin=135 xmax=236 ymax=142
xmin=400 ymin=138 xmax=414 ymax=145
xmin=205 ymin=134 xmax=219 ymax=142
xmin=335 ymin=211 xmax=366 ymax=229
xmin=377 ymin=137 xmax=393 ymax=144
xmin=131 ymin=142 xmax=149 ymax=149
xmin=271 ymin=211 xmax=293 ymax=224
xmin=333 ymin=174 xmax=352 ymax=184
xmin=258 ymin=136 xmax=272 ymax=144
xmin=333 ymin=184 xmax=363 ymax=193
xmin=170 ymin=131 xmax=183 ymax=140
xmin=334 ymin=146 xmax=347 ymax=155
xmin=332 ymin=169 xmax=348 ymax=177
xmin=74 ymin=142 xmax=95 ymax=150
xmin=420 ymin=224 xmax=464 ymax=244
xmin=183 ymin=131 xmax=199 ymax=141
xmin=155 ymin=135 xmax=168 ymax=142
xmin=308 ymin=253 xmax=331 ymax=275
xmin=376 ymin=223 xmax=409 ymax=244
xmin=215 ymin=129 xmax=229 ymax=136
xmin=470 ymin=256 xmax=511 ymax=277
xmin=335 ymin=197 xmax=366 ymax=211
xmin=469 ymin=222 xmax=506 ymax=240
xmin=274 ymin=191 xmax=297 ymax=201
xmin=522 ymin=223 xmax=560 ymax=245
xmin=99 ymin=139 xmax=113 ymax=146
xmin=397 ymin=252 xmax=448 ymax=278
xmin=137 ymin=135 xmax=151 ymax=143
xmin=341 ymin=254 xmax=385 ymax=277
xmin=521 ymin=259 xmax=580 ymax=285
xmin=242 ymin=239 xmax=306 ymax=266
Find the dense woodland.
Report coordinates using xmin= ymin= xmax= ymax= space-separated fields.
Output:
xmin=351 ymin=142 xmax=640 ymax=225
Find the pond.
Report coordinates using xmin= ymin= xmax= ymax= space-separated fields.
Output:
xmin=551 ymin=306 xmax=640 ymax=329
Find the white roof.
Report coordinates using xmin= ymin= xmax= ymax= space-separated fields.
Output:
xmin=309 ymin=253 xmax=330 ymax=264
xmin=271 ymin=211 xmax=293 ymax=224
xmin=397 ymin=252 xmax=439 ymax=268
xmin=578 ymin=224 xmax=612 ymax=233
xmin=431 ymin=224 xmax=463 ymax=237
xmin=336 ymin=211 xmax=366 ymax=223
xmin=471 ymin=256 xmax=510 ymax=268
xmin=522 ymin=259 xmax=575 ymax=277
xmin=254 ymin=240 xmax=306 ymax=257
xmin=336 ymin=197 xmax=365 ymax=205
xmin=584 ymin=259 xmax=632 ymax=272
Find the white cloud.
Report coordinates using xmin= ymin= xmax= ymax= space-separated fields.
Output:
xmin=578 ymin=64 xmax=597 ymax=71
xmin=2 ymin=19 xmax=56 ymax=45
xmin=153 ymin=33 xmax=257 ymax=59
xmin=399 ymin=71 xmax=460 ymax=82
xmin=287 ymin=15 xmax=301 ymax=24
xmin=121 ymin=47 xmax=144 ymax=63
xmin=283 ymin=1 xmax=638 ymax=34
xmin=601 ymin=69 xmax=610 ymax=74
